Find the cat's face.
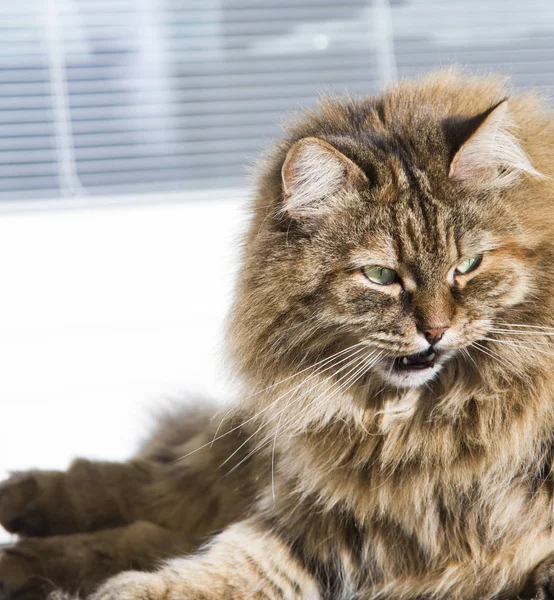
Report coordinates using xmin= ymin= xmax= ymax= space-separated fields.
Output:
xmin=232 ymin=99 xmax=541 ymax=392
xmin=300 ymin=182 xmax=531 ymax=389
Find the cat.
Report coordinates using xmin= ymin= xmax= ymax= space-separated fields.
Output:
xmin=2 ymin=69 xmax=554 ymax=600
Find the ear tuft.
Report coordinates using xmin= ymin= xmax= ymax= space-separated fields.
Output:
xmin=281 ymin=137 xmax=367 ymax=219
xmin=447 ymin=100 xmax=542 ymax=186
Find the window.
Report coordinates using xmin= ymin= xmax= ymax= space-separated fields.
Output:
xmin=1 ymin=0 xmax=553 ymax=202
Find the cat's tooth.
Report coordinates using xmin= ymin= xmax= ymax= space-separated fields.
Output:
xmin=402 ymin=357 xmax=409 ymax=365
xmin=428 ymin=352 xmax=436 ymax=361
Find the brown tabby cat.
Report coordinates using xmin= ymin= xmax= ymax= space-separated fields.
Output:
xmin=3 ymin=69 xmax=554 ymax=600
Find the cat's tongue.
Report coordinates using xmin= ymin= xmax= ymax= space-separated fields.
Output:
xmin=396 ymin=348 xmax=436 ymax=371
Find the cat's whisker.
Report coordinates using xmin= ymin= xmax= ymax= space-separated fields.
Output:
xmin=271 ymin=353 xmax=374 ymax=482
xmin=216 ymin=344 xmax=370 ymax=455
xmin=177 ymin=342 xmax=370 ymax=462
xmin=209 ymin=341 xmax=369 ymax=447
xmin=223 ymin=351 xmax=377 ymax=477
xmin=472 ymin=341 xmax=514 ymax=370
xmin=311 ymin=351 xmax=384 ymax=416
xmin=222 ymin=330 xmax=544 ymax=478
xmin=281 ymin=351 xmax=384 ymax=437
xmin=490 ymin=328 xmax=554 ymax=337
xmin=242 ymin=340 xmax=370 ymax=400
xmin=473 ymin=341 xmax=532 ymax=378
xmin=495 ymin=322 xmax=554 ymax=331
xmin=299 ymin=354 xmax=384 ymax=432
xmin=266 ymin=343 xmax=370 ymax=503
xmin=224 ymin=435 xmax=273 ymax=479
xmin=285 ymin=355 xmax=376 ymax=432
xmin=460 ymin=347 xmax=478 ymax=370
xmin=267 ymin=351 xmax=379 ymax=503
xmin=487 ymin=332 xmax=554 ymax=347
xmin=270 ymin=410 xmax=284 ymax=503
xmin=268 ymin=349 xmax=382 ymax=445
xmin=219 ymin=349 xmax=375 ymax=470
xmin=263 ymin=350 xmax=384 ymax=487
xmin=258 ymin=350 xmax=382 ymax=459
xmin=262 ymin=347 xmax=377 ymax=430
xmin=483 ymin=337 xmax=554 ymax=358
xmin=265 ymin=322 xmax=321 ymax=356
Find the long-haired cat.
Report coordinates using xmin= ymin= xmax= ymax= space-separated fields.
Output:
xmin=2 ymin=69 xmax=554 ymax=600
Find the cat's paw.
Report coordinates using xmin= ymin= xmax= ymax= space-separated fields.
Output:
xmin=89 ymin=572 xmax=171 ymax=600
xmin=0 ymin=472 xmax=48 ymax=536
xmin=0 ymin=471 xmax=67 ymax=537
xmin=522 ymin=553 xmax=554 ymax=600
xmin=0 ymin=540 xmax=53 ymax=599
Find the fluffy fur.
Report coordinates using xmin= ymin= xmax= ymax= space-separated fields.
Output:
xmin=2 ymin=69 xmax=554 ymax=600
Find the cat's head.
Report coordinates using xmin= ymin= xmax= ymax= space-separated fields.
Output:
xmin=230 ymin=78 xmax=549 ymax=392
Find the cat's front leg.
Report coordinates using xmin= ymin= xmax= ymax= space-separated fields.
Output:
xmin=0 ymin=521 xmax=195 ymax=599
xmin=0 ymin=459 xmax=152 ymax=537
xmin=88 ymin=518 xmax=321 ymax=600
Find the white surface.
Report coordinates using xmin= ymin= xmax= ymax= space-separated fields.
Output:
xmin=0 ymin=190 xmax=250 ymax=542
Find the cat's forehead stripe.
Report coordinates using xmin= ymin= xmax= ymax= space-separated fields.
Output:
xmin=391 ymin=190 xmax=454 ymax=266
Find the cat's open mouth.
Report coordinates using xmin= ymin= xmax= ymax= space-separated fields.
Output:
xmin=394 ymin=347 xmax=437 ymax=371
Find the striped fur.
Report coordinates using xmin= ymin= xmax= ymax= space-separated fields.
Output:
xmin=3 ymin=69 xmax=554 ymax=600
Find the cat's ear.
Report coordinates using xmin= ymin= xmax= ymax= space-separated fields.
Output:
xmin=281 ymin=137 xmax=368 ymax=219
xmin=446 ymin=100 xmax=540 ymax=186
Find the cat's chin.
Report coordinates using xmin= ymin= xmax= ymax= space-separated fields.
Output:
xmin=380 ymin=365 xmax=443 ymax=388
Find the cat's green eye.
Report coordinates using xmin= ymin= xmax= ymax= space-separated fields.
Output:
xmin=455 ymin=255 xmax=482 ymax=276
xmin=362 ymin=265 xmax=398 ymax=285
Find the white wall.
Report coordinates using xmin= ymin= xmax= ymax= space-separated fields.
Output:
xmin=0 ymin=190 xmax=249 ymax=542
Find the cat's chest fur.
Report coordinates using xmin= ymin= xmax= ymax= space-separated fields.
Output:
xmin=263 ymin=379 xmax=554 ymax=597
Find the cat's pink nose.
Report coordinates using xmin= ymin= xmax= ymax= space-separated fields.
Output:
xmin=422 ymin=326 xmax=449 ymax=345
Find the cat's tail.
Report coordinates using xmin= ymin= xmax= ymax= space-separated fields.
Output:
xmin=135 ymin=396 xmax=221 ymax=463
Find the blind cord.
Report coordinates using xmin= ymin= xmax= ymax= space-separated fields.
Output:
xmin=44 ymin=0 xmax=85 ymax=198
xmin=373 ymin=0 xmax=397 ymax=88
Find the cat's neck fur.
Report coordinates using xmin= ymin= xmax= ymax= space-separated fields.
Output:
xmin=237 ymin=355 xmax=554 ymax=599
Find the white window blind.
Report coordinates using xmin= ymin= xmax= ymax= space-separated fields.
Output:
xmin=1 ymin=0 xmax=553 ymax=202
